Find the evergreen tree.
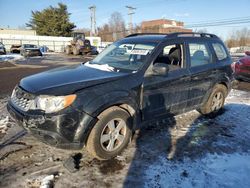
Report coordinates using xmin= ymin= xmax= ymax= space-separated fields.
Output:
xmin=27 ymin=3 xmax=75 ymax=37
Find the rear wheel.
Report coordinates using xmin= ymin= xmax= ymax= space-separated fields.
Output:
xmin=65 ymin=46 xmax=71 ymax=55
xmin=198 ymin=84 xmax=227 ymax=115
xmin=72 ymin=46 xmax=79 ymax=55
xmin=86 ymin=106 xmax=132 ymax=160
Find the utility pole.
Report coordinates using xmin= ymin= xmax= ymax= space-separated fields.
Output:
xmin=89 ymin=5 xmax=96 ymax=36
xmin=126 ymin=6 xmax=136 ymax=34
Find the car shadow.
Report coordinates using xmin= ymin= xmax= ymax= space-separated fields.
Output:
xmin=123 ymin=102 xmax=250 ymax=187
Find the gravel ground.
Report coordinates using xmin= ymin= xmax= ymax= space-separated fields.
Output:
xmin=0 ymin=54 xmax=250 ymax=188
xmin=0 ymin=53 xmax=91 ymax=94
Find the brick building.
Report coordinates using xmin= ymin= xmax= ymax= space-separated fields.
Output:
xmin=141 ymin=19 xmax=192 ymax=33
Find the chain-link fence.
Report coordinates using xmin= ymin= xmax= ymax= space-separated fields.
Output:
xmin=0 ymin=35 xmax=102 ymax=53
xmin=0 ymin=38 xmax=69 ymax=53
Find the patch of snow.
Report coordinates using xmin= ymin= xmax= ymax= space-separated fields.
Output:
xmin=145 ymin=153 xmax=250 ymax=188
xmin=84 ymin=61 xmax=115 ymax=72
xmin=144 ymin=89 xmax=250 ymax=188
xmin=0 ymin=54 xmax=24 ymax=62
xmin=40 ymin=175 xmax=54 ymax=188
xmin=0 ymin=116 xmax=9 ymax=134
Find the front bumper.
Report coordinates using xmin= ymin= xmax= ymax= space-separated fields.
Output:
xmin=7 ymin=101 xmax=96 ymax=150
xmin=24 ymin=50 xmax=42 ymax=57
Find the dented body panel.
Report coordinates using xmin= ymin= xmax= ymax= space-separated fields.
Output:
xmin=7 ymin=33 xmax=233 ymax=150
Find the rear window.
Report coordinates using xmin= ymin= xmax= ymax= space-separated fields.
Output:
xmin=212 ymin=43 xmax=228 ymax=61
xmin=189 ymin=43 xmax=212 ymax=67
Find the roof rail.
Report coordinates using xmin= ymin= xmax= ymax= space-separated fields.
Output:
xmin=126 ymin=32 xmax=218 ymax=39
xmin=167 ymin=32 xmax=218 ymax=38
xmin=125 ymin=33 xmax=167 ymax=38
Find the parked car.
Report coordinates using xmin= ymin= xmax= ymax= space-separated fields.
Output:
xmin=97 ymin=46 xmax=105 ymax=53
xmin=10 ymin=44 xmax=21 ymax=53
xmin=90 ymin=46 xmax=99 ymax=55
xmin=7 ymin=32 xmax=233 ymax=160
xmin=0 ymin=42 xmax=6 ymax=55
xmin=20 ymin=44 xmax=42 ymax=57
xmin=232 ymin=51 xmax=250 ymax=82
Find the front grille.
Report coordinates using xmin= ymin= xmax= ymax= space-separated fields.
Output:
xmin=11 ymin=87 xmax=34 ymax=112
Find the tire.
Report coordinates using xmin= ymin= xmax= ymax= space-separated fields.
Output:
xmin=86 ymin=106 xmax=132 ymax=160
xmin=198 ymin=84 xmax=228 ymax=115
xmin=72 ymin=46 xmax=79 ymax=55
xmin=65 ymin=46 xmax=71 ymax=55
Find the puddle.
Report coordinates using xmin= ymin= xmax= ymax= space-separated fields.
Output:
xmin=99 ymin=159 xmax=125 ymax=175
xmin=63 ymin=153 xmax=82 ymax=173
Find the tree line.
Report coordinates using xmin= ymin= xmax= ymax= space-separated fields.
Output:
xmin=26 ymin=3 xmax=131 ymax=41
xmin=225 ymin=28 xmax=250 ymax=48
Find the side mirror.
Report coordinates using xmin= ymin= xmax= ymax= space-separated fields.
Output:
xmin=152 ymin=63 xmax=169 ymax=76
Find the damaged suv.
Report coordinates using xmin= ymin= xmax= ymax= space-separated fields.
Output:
xmin=7 ymin=33 xmax=233 ymax=160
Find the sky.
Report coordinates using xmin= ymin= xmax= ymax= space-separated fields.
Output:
xmin=0 ymin=0 xmax=250 ymax=40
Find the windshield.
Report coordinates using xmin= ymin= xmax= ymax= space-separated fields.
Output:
xmin=89 ymin=41 xmax=157 ymax=72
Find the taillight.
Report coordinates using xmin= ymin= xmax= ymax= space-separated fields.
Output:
xmin=231 ymin=62 xmax=236 ymax=72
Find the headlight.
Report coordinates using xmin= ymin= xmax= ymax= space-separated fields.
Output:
xmin=30 ymin=94 xmax=76 ymax=113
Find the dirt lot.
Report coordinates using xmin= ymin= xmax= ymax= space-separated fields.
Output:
xmin=1 ymin=54 xmax=250 ymax=188
xmin=0 ymin=54 xmax=92 ymax=95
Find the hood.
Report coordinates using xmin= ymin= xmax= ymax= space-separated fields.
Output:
xmin=19 ymin=63 xmax=129 ymax=95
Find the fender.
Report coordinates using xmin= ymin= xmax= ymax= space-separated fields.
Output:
xmin=215 ymin=73 xmax=232 ymax=93
xmin=77 ymin=90 xmax=140 ymax=144
xmin=201 ymin=74 xmax=232 ymax=106
xmin=84 ymin=90 xmax=139 ymax=117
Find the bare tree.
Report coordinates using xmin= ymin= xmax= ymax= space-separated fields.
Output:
xmin=226 ymin=28 xmax=250 ymax=48
xmin=97 ymin=24 xmax=112 ymax=42
xmin=108 ymin=12 xmax=127 ymax=41
xmin=133 ymin=23 xmax=142 ymax=33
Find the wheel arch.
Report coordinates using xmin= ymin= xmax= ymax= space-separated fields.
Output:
xmin=81 ymin=92 xmax=140 ymax=145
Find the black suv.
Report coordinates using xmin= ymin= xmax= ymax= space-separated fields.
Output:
xmin=7 ymin=32 xmax=233 ymax=160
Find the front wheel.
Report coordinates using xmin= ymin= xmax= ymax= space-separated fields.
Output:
xmin=86 ymin=106 xmax=132 ymax=160
xmin=198 ymin=84 xmax=227 ymax=115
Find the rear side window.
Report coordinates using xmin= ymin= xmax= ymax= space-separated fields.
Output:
xmin=212 ymin=43 xmax=228 ymax=61
xmin=188 ymin=43 xmax=212 ymax=67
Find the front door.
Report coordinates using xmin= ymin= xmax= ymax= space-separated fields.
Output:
xmin=142 ymin=42 xmax=191 ymax=121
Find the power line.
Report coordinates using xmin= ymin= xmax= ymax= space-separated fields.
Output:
xmin=186 ymin=18 xmax=250 ymax=28
xmin=186 ymin=16 xmax=250 ymax=25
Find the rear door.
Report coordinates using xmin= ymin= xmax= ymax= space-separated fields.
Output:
xmin=211 ymin=42 xmax=233 ymax=82
xmin=186 ymin=40 xmax=216 ymax=108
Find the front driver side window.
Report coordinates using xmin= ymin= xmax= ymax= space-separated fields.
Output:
xmin=153 ymin=44 xmax=183 ymax=71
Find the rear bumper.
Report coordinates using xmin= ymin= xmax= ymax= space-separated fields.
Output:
xmin=24 ymin=50 xmax=42 ymax=56
xmin=234 ymin=73 xmax=250 ymax=82
xmin=7 ymin=101 xmax=96 ymax=150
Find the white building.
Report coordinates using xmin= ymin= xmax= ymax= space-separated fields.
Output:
xmin=0 ymin=28 xmax=101 ymax=52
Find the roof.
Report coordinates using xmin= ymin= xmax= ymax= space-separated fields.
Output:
xmin=121 ymin=34 xmax=167 ymax=43
xmin=118 ymin=32 xmax=220 ymax=44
